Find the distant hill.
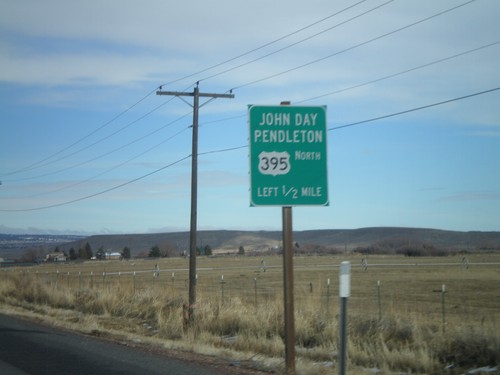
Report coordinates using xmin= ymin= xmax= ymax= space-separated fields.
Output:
xmin=2 ymin=228 xmax=499 ymax=260
xmin=55 ymin=228 xmax=500 ymax=257
xmin=0 ymin=234 xmax=85 ymax=259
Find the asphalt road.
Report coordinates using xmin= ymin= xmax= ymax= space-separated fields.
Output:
xmin=0 ymin=314 xmax=238 ymax=375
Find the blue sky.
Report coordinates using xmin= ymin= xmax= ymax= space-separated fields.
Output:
xmin=1 ymin=0 xmax=499 ymax=234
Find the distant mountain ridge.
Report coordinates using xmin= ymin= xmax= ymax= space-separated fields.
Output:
xmin=0 ymin=234 xmax=85 ymax=259
xmin=2 ymin=227 xmax=499 ymax=259
xmin=55 ymin=227 xmax=500 ymax=257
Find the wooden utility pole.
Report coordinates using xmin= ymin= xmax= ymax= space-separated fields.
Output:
xmin=156 ymin=83 xmax=234 ymax=323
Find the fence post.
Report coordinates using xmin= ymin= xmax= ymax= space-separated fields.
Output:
xmin=254 ymin=277 xmax=258 ymax=306
xmin=441 ymin=284 xmax=446 ymax=333
xmin=377 ymin=280 xmax=382 ymax=321
xmin=220 ymin=275 xmax=225 ymax=301
xmin=326 ymin=278 xmax=331 ymax=316
xmin=362 ymin=257 xmax=368 ymax=271
xmin=133 ymin=271 xmax=136 ymax=294
xmin=154 ymin=264 xmax=160 ymax=278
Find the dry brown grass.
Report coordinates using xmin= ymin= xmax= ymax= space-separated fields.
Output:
xmin=1 ymin=253 xmax=499 ymax=374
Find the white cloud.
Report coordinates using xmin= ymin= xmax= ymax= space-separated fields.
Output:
xmin=1 ymin=0 xmax=499 ymax=233
xmin=1 ymin=0 xmax=497 ymax=91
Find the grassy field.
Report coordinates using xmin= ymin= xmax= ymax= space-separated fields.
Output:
xmin=1 ymin=253 xmax=499 ymax=374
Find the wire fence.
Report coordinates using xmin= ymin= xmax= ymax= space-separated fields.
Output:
xmin=3 ymin=258 xmax=499 ymax=330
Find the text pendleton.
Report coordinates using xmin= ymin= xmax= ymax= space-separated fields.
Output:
xmin=254 ymin=129 xmax=323 ymax=144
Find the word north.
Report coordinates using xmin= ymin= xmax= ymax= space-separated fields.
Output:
xmin=258 ymin=112 xmax=318 ymax=126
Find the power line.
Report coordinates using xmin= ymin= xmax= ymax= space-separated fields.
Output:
xmin=1 ymin=81 xmax=196 ymax=181
xmin=198 ymin=0 xmax=394 ymax=83
xmin=6 ymin=110 xmax=192 ymax=183
xmin=1 ymin=1 xmax=475 ymax=183
xmin=2 ymin=85 xmax=498 ymax=212
xmin=2 ymin=2 xmax=371 ymax=180
xmin=231 ymin=0 xmax=477 ymax=91
xmin=298 ymin=40 xmax=500 ymax=104
xmin=328 ymin=86 xmax=500 ymax=131
xmin=22 ymin=126 xmax=191 ymax=199
xmin=199 ymin=40 xmax=499 ymax=126
xmin=158 ymin=0 xmax=372 ymax=88
xmin=0 ymin=1 xmax=491 ymax=210
xmin=198 ymin=86 xmax=500 ymax=152
xmin=8 ymin=0 xmax=375 ymax=181
xmin=3 ymin=95 xmax=180 ymax=182
xmin=199 ymin=145 xmax=248 ymax=156
xmin=1 ymin=88 xmax=159 ymax=178
xmin=19 ymin=34 xmax=492 ymax=188
xmin=0 ymin=155 xmax=191 ymax=212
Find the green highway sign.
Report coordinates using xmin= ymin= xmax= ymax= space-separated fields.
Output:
xmin=248 ymin=105 xmax=328 ymax=206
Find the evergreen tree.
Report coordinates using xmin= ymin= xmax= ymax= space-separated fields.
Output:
xmin=122 ymin=246 xmax=131 ymax=259
xmin=204 ymin=245 xmax=212 ymax=256
xmin=149 ymin=245 xmax=160 ymax=258
xmin=96 ymin=247 xmax=105 ymax=260
xmin=84 ymin=242 xmax=93 ymax=259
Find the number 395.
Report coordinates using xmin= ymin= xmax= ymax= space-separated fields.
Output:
xmin=257 ymin=151 xmax=290 ymax=176
xmin=259 ymin=156 xmax=288 ymax=172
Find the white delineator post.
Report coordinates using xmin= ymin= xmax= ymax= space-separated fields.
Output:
xmin=338 ymin=261 xmax=351 ymax=375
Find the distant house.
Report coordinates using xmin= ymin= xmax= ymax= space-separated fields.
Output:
xmin=45 ymin=252 xmax=67 ymax=262
xmin=0 ymin=258 xmax=16 ymax=267
xmin=105 ymin=252 xmax=122 ymax=260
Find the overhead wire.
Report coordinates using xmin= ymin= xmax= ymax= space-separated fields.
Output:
xmin=5 ymin=110 xmax=193 ymax=183
xmin=0 ymin=1 xmax=375 ymax=181
xmin=199 ymin=0 xmax=487 ymax=127
xmin=230 ymin=0 xmax=477 ymax=91
xmin=54 ymin=36 xmax=499 ymax=208
xmin=0 ymin=155 xmax=192 ymax=212
xmin=2 ymin=92 xmax=185 ymax=181
xmin=199 ymin=40 xmax=500 ymax=126
xmin=2 ymin=85 xmax=498 ymax=212
xmin=1 ymin=0 xmax=444 ymax=179
xmin=1 ymin=87 xmax=159 ymax=178
xmin=197 ymin=0 xmax=394 ymax=83
xmin=298 ymin=41 xmax=500 ymax=104
xmin=327 ymin=86 xmax=500 ymax=131
xmin=0 ymin=0 xmax=493 ymax=211
xmin=22 ymin=126 xmax=191 ymax=199
xmin=203 ymin=86 xmax=500 ymax=150
xmin=1 ymin=0 xmax=384 ymax=182
xmin=158 ymin=0 xmax=372 ymax=88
